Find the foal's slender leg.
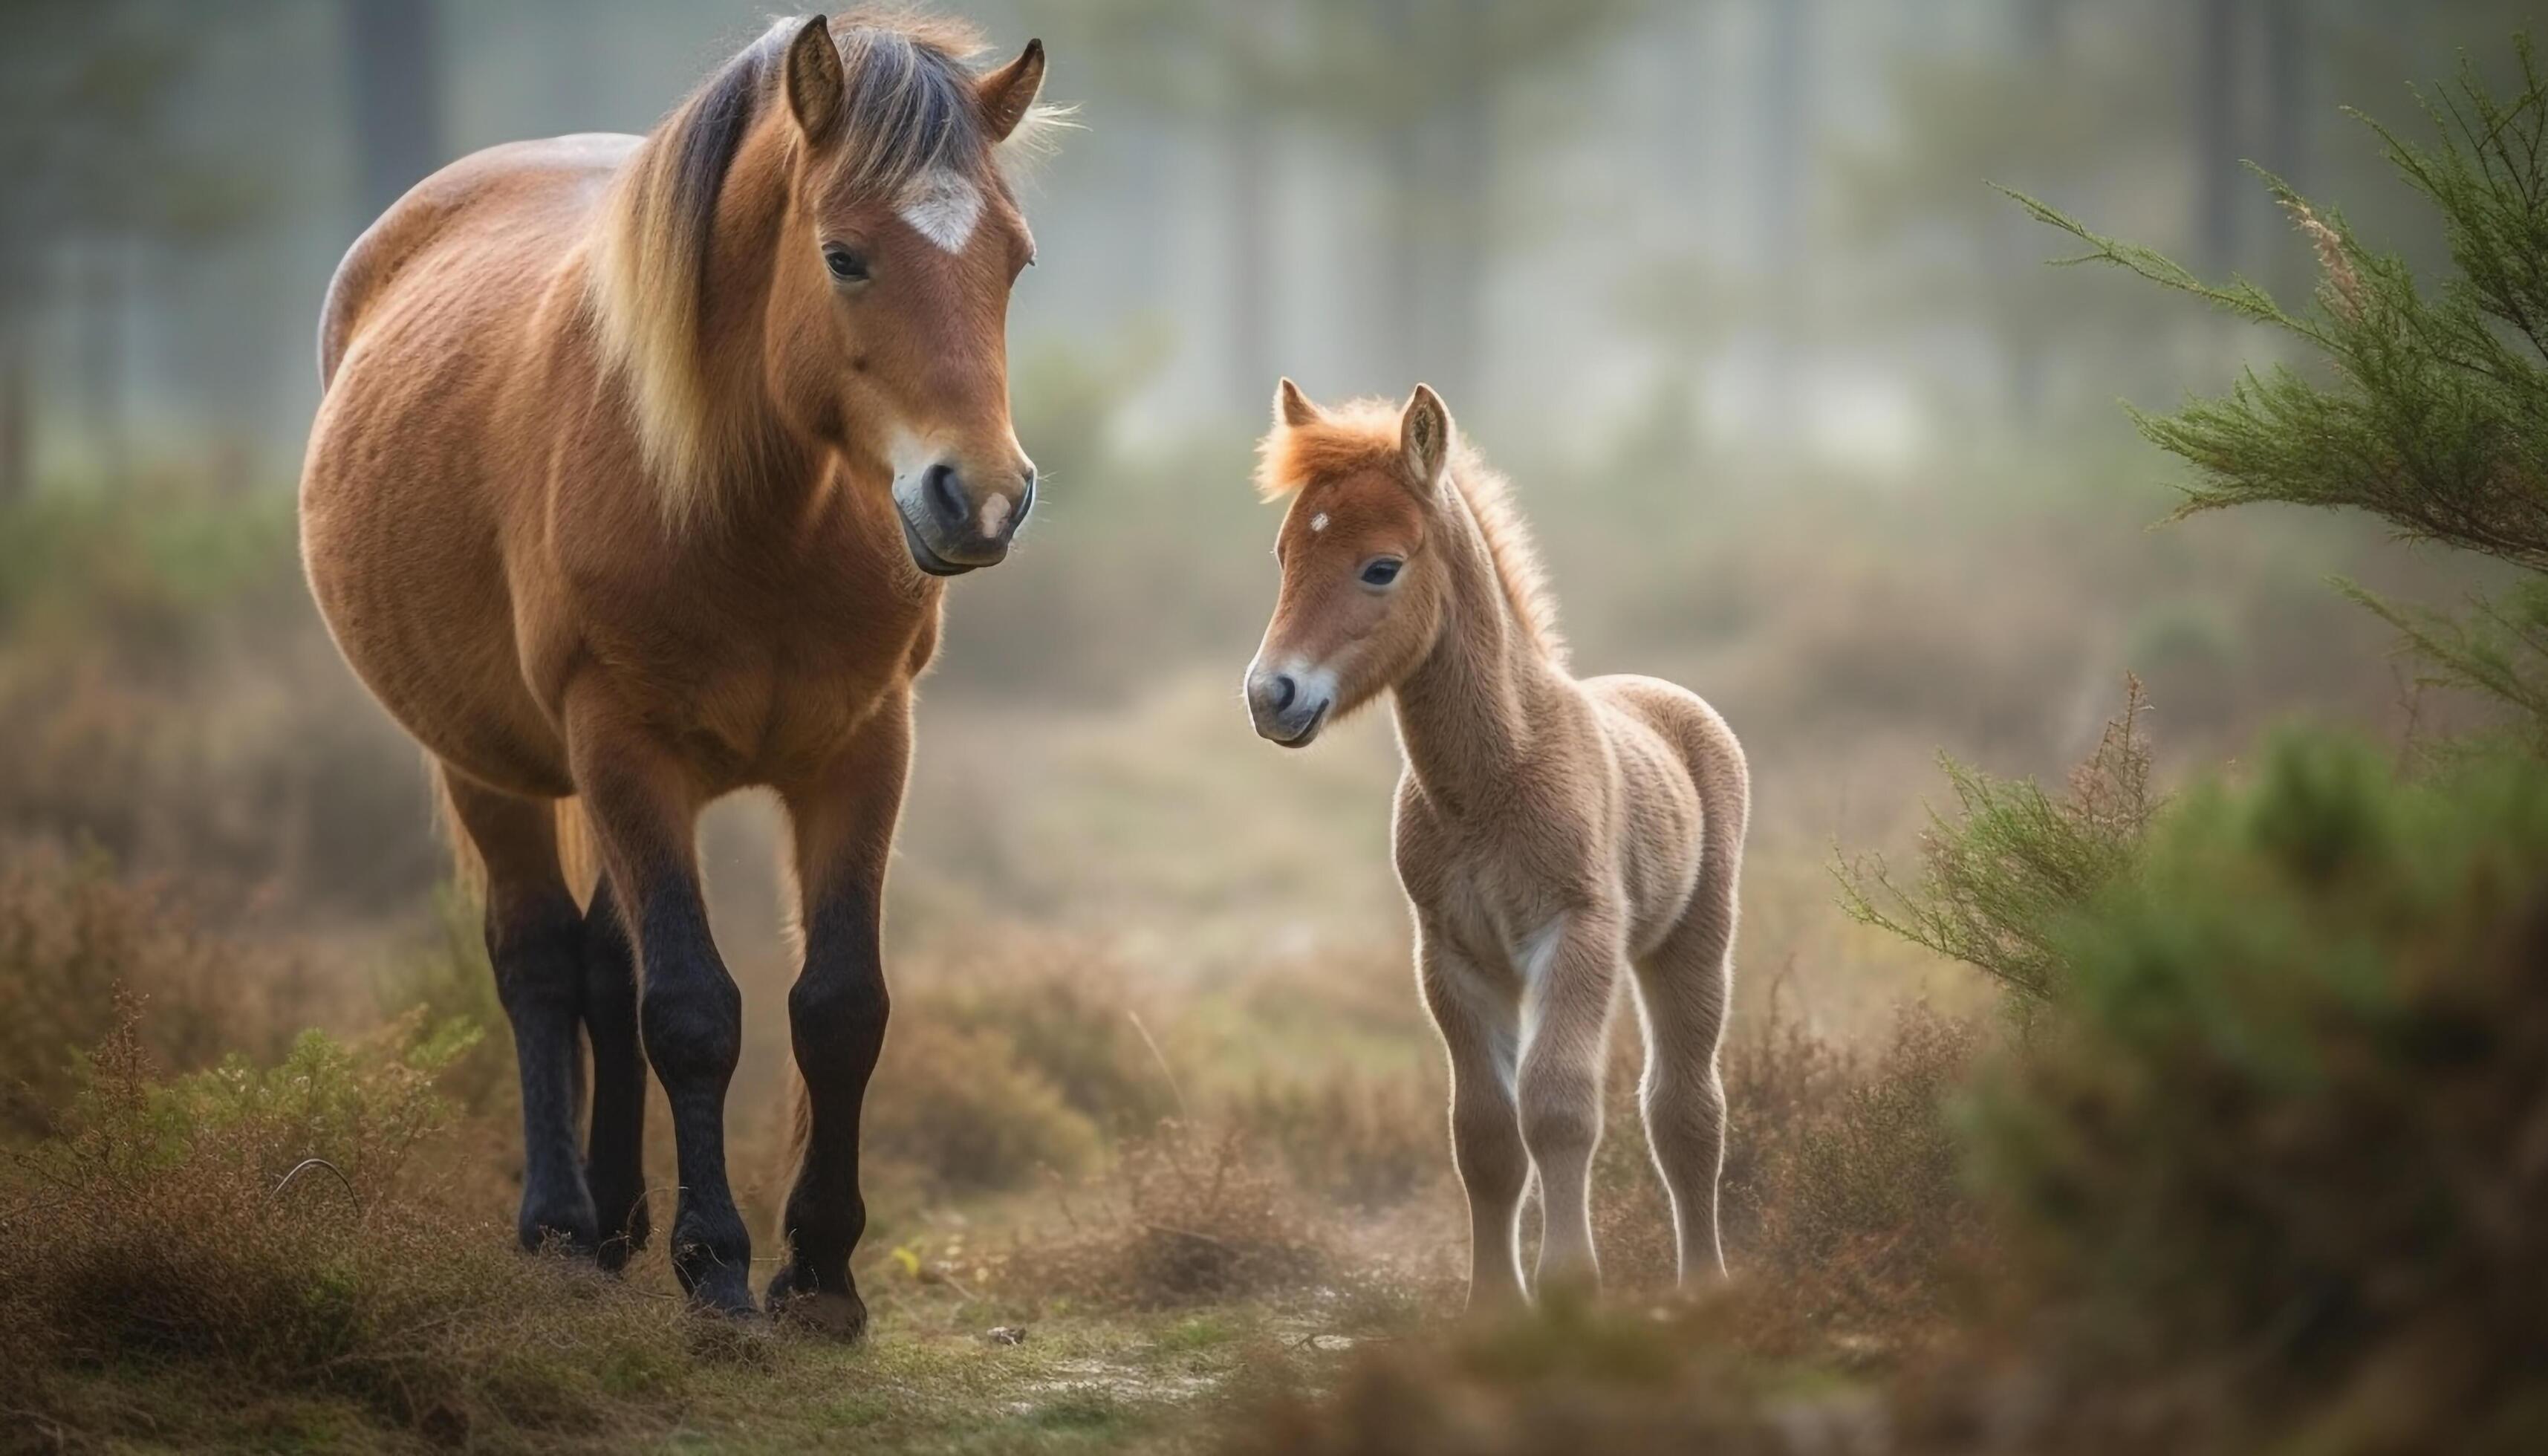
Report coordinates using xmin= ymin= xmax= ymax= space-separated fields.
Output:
xmin=764 ymin=695 xmax=909 ymax=1337
xmin=565 ymin=703 xmax=753 ymax=1315
xmin=1631 ymin=884 xmax=1737 ymax=1282
xmin=441 ymin=772 xmax=598 ymax=1255
xmin=1419 ymin=927 xmax=1527 ymax=1313
xmin=580 ymin=876 xmax=651 ymax=1270
xmin=1515 ymin=914 xmax=1625 ymax=1295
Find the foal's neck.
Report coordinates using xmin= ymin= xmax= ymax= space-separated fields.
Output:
xmin=1389 ymin=481 xmax=1564 ymax=816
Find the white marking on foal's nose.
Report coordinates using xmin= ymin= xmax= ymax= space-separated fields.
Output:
xmin=897 ymin=170 xmax=984 ymax=254
xmin=977 ymin=493 xmax=1011 ymax=537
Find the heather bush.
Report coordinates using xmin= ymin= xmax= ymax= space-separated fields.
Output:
xmin=0 ymin=845 xmax=334 ymax=1136
xmin=0 ymin=1001 xmax=695 ymax=1449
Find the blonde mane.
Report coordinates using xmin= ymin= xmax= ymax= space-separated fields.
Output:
xmin=586 ymin=10 xmax=1065 ymax=528
xmin=1257 ymin=398 xmax=1566 ymax=666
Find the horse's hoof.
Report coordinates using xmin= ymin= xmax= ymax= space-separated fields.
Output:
xmin=596 ymin=1199 xmax=652 ymax=1273
xmin=686 ymin=1267 xmax=761 ymax=1321
xmin=766 ymin=1267 xmax=869 ymax=1341
xmin=516 ymin=1191 xmax=600 ymax=1259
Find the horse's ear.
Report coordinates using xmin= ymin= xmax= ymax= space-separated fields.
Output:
xmin=1400 ymin=384 xmax=1452 ymax=492
xmin=977 ymin=38 xmax=1047 ymax=143
xmin=783 ymin=16 xmax=845 ymax=141
xmin=1275 ymin=377 xmax=1324 ymax=429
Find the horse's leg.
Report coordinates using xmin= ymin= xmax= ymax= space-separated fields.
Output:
xmin=1419 ymin=925 xmax=1527 ymax=1313
xmin=1515 ymin=913 xmax=1625 ymax=1296
xmin=565 ymin=701 xmax=753 ymax=1316
xmin=764 ymin=695 xmax=909 ymax=1338
xmin=1631 ymin=883 xmax=1736 ymax=1283
xmin=580 ymin=876 xmax=651 ymax=1270
xmin=441 ymin=771 xmax=599 ymax=1255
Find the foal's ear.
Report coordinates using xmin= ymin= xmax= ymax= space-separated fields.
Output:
xmin=1400 ymin=384 xmax=1452 ymax=493
xmin=783 ymin=16 xmax=845 ymax=141
xmin=1275 ymin=377 xmax=1324 ymax=429
xmin=977 ymin=38 xmax=1047 ymax=143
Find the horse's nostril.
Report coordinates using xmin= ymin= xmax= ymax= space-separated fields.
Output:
xmin=1016 ymin=469 xmax=1037 ymax=523
xmin=923 ymin=463 xmax=968 ymax=529
xmin=1270 ymin=674 xmax=1297 ymax=712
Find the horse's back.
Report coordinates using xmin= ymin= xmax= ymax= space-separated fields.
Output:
xmin=303 ymin=134 xmax=636 ymax=799
xmin=318 ymin=134 xmax=637 ymax=388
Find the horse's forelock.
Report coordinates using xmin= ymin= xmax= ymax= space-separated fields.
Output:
xmin=588 ymin=11 xmax=1015 ymax=527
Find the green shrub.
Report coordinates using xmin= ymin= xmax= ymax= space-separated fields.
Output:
xmin=1955 ymin=732 xmax=2548 ymax=1450
xmin=1836 ymin=678 xmax=2159 ymax=1001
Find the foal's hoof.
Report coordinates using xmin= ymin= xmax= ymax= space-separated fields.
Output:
xmin=766 ymin=1266 xmax=870 ymax=1342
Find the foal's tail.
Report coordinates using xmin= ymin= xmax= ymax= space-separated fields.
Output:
xmin=429 ymin=755 xmax=601 ymax=908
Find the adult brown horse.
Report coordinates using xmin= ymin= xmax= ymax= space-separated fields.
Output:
xmin=299 ymin=12 xmax=1055 ymax=1331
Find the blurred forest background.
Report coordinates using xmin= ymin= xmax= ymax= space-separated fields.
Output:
xmin=4 ymin=1 xmax=2546 ymax=1450
xmin=3 ymin=0 xmax=2531 ymax=998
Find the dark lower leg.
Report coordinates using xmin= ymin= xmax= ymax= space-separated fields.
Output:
xmin=490 ymin=888 xmax=598 ymax=1254
xmin=766 ymin=888 xmax=889 ymax=1336
xmin=631 ymin=880 xmax=752 ymax=1314
xmin=581 ymin=878 xmax=649 ymax=1270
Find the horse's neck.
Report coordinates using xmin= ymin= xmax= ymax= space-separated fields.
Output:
xmin=1391 ymin=487 xmax=1561 ymax=816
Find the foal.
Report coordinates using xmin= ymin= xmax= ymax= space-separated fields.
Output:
xmin=1244 ymin=382 xmax=1748 ymax=1304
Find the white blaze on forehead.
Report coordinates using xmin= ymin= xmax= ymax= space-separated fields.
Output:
xmin=897 ymin=169 xmax=984 ymax=254
xmin=1309 ymin=512 xmax=1330 ymax=533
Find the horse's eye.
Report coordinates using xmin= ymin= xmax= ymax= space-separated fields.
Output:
xmin=1360 ymin=557 xmax=1403 ymax=588
xmin=822 ymin=244 xmax=870 ymax=282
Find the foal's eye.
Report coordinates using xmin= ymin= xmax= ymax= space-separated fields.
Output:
xmin=822 ymin=244 xmax=870 ymax=283
xmin=1360 ymin=557 xmax=1403 ymax=588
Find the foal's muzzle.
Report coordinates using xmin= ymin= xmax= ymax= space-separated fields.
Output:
xmin=1245 ymin=660 xmax=1335 ymax=747
xmin=897 ymin=459 xmax=1036 ymax=576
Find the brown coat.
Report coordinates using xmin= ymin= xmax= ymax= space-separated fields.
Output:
xmin=1246 ymin=382 xmax=1748 ymax=1303
xmin=299 ymin=12 xmax=1053 ymax=1332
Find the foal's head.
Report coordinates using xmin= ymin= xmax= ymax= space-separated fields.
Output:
xmin=1244 ymin=382 xmax=1462 ymax=747
xmin=599 ymin=13 xmax=1053 ymax=573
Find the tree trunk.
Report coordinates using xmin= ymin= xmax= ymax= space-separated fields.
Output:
xmin=345 ymin=0 xmax=443 ymax=224
xmin=1429 ymin=39 xmax=1493 ymax=409
xmin=1755 ymin=0 xmax=1809 ymax=439
xmin=0 ymin=342 xmax=27 ymax=506
xmin=2194 ymin=0 xmax=2242 ymax=277
xmin=1226 ymin=108 xmax=1274 ymax=409
xmin=2260 ymin=0 xmax=2312 ymax=298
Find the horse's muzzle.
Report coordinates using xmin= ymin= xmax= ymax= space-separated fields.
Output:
xmin=1246 ymin=661 xmax=1335 ymax=747
xmin=897 ymin=461 xmax=1033 ymax=575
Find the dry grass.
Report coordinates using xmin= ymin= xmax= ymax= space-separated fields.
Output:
xmin=0 ymin=845 xmax=345 ymax=1138
xmin=0 ymin=999 xmax=699 ymax=1452
xmin=997 ymin=1124 xmax=1342 ymax=1313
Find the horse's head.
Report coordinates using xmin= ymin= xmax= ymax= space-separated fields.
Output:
xmin=1244 ymin=381 xmax=1460 ymax=748
xmin=770 ymin=16 xmax=1045 ymax=576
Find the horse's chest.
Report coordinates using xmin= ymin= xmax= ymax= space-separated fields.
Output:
xmin=628 ymin=601 xmax=925 ymax=789
xmin=1422 ymin=855 xmax=1571 ymax=995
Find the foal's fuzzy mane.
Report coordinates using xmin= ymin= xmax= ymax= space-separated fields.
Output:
xmin=588 ymin=10 xmax=1062 ymax=527
xmin=1257 ymin=400 xmax=1566 ymax=665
